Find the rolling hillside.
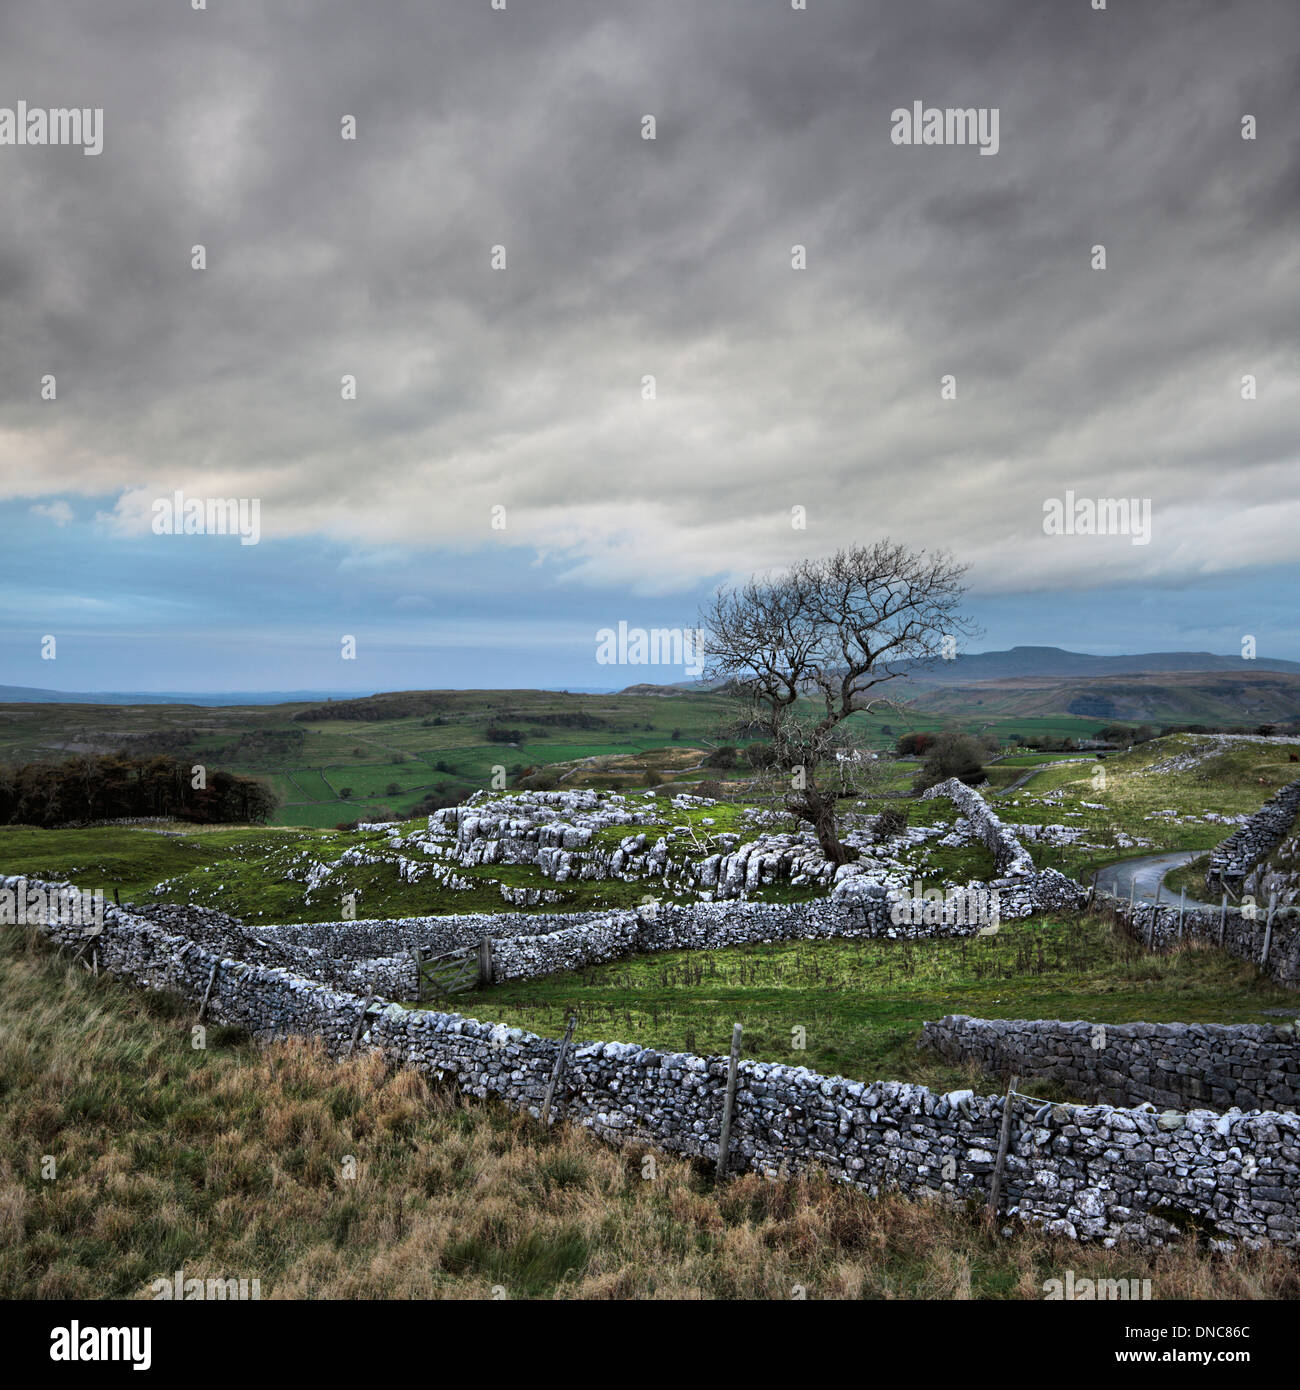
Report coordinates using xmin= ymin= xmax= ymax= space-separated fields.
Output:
xmin=908 ymin=670 xmax=1300 ymax=723
xmin=898 ymin=646 xmax=1300 ymax=685
xmin=0 ymin=689 xmax=738 ymax=827
xmin=2 ymin=656 xmax=1298 ymax=831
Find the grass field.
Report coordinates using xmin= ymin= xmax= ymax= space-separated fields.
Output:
xmin=0 ymin=688 xmax=1131 ymax=828
xmin=1 ymin=732 xmax=1293 ymax=924
xmin=988 ymin=735 xmax=1300 ymax=882
xmin=4 ymin=928 xmax=1295 ymax=1301
xmin=446 ymin=914 xmax=1294 ymax=1094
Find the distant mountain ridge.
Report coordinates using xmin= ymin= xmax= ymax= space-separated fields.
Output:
xmin=898 ymin=646 xmax=1300 ymax=685
xmin=3 ymin=646 xmax=1298 ymax=709
xmin=666 ymin=646 xmax=1300 ymax=695
xmin=907 ymin=670 xmax=1300 ymax=723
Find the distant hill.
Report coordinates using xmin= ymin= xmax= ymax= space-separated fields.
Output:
xmin=0 ymin=686 xmax=734 ymax=827
xmin=618 ymin=683 xmax=691 ymax=697
xmin=899 ymin=646 xmax=1300 ymax=685
xmin=908 ymin=669 xmax=1300 ymax=723
xmin=0 ymin=686 xmax=371 ymax=707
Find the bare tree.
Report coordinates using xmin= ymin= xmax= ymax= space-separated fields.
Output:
xmin=698 ymin=542 xmax=974 ymax=864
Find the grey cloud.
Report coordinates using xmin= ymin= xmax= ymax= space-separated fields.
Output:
xmin=0 ymin=0 xmax=1296 ymax=600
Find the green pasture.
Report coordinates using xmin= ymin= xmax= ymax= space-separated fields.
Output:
xmin=449 ymin=914 xmax=1293 ymax=1096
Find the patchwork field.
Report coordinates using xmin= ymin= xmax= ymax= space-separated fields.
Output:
xmin=0 ymin=688 xmax=1126 ymax=828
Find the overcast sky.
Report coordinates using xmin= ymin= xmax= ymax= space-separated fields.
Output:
xmin=1 ymin=0 xmax=1297 ymax=692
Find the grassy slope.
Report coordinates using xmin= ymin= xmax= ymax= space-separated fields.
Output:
xmin=449 ymin=915 xmax=1295 ymax=1095
xmin=993 ymin=735 xmax=1300 ymax=881
xmin=0 ymin=689 xmax=1122 ymax=829
xmin=3 ymin=930 xmax=1294 ymax=1301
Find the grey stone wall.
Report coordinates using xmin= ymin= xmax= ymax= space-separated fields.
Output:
xmin=12 ymin=870 xmax=1300 ymax=1250
xmin=922 ymin=777 xmax=1038 ymax=876
xmin=261 ymin=906 xmax=619 ymax=958
xmin=485 ymin=880 xmax=1084 ymax=984
xmin=1207 ymin=778 xmax=1300 ymax=890
xmin=922 ymin=1015 xmax=1300 ymax=1113
xmin=8 ymin=857 xmax=1080 ymax=1008
xmin=1102 ymin=888 xmax=1300 ymax=989
xmin=232 ymin=870 xmax=1085 ymax=993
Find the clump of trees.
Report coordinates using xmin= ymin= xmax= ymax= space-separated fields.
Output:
xmin=295 ymin=692 xmax=451 ymax=722
xmin=203 ymin=728 xmax=306 ymax=762
xmin=700 ymin=541 xmax=973 ymax=864
xmin=912 ymin=731 xmax=988 ymax=792
xmin=111 ymin=728 xmax=203 ymax=755
xmin=0 ymin=754 xmax=278 ymax=827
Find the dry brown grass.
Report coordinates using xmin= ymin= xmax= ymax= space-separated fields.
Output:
xmin=2 ymin=926 xmax=1296 ymax=1300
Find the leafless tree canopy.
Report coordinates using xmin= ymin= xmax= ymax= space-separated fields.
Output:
xmin=698 ymin=542 xmax=974 ymax=863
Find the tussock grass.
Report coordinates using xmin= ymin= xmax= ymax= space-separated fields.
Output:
xmin=2 ymin=927 xmax=1295 ymax=1300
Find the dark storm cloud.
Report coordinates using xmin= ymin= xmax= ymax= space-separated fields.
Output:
xmin=0 ymin=0 xmax=1296 ymax=600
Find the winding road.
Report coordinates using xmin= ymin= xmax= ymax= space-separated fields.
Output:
xmin=989 ymin=753 xmax=1218 ymax=907
xmin=1093 ymin=849 xmax=1215 ymax=907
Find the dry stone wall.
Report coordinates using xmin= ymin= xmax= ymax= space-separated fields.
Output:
xmin=1207 ymin=778 xmax=1300 ymax=892
xmin=922 ymin=1015 xmax=1300 ymax=1113
xmin=247 ymin=863 xmax=1085 ymax=994
xmin=1102 ymin=888 xmax=1300 ymax=989
xmin=922 ymin=777 xmax=1038 ymax=875
xmin=10 ymin=869 xmax=1300 ymax=1250
xmin=483 ymin=881 xmax=1085 ymax=984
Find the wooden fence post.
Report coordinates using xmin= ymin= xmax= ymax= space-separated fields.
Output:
xmin=347 ymin=988 xmax=376 ymax=1057
xmin=1262 ymin=893 xmax=1277 ymax=969
xmin=716 ymin=1023 xmax=743 ymax=1181
xmin=197 ymin=962 xmax=219 ymax=1023
xmin=1219 ymin=893 xmax=1228 ymax=948
xmin=540 ymin=1016 xmax=577 ymax=1127
xmin=1177 ymin=889 xmax=1186 ymax=941
xmin=988 ymin=1073 xmax=1019 ymax=1223
xmin=478 ymin=934 xmax=494 ymax=988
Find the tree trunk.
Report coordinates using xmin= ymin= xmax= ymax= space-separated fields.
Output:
xmin=790 ymin=783 xmax=853 ymax=865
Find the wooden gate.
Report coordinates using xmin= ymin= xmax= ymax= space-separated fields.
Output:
xmin=412 ymin=946 xmax=480 ymax=1002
